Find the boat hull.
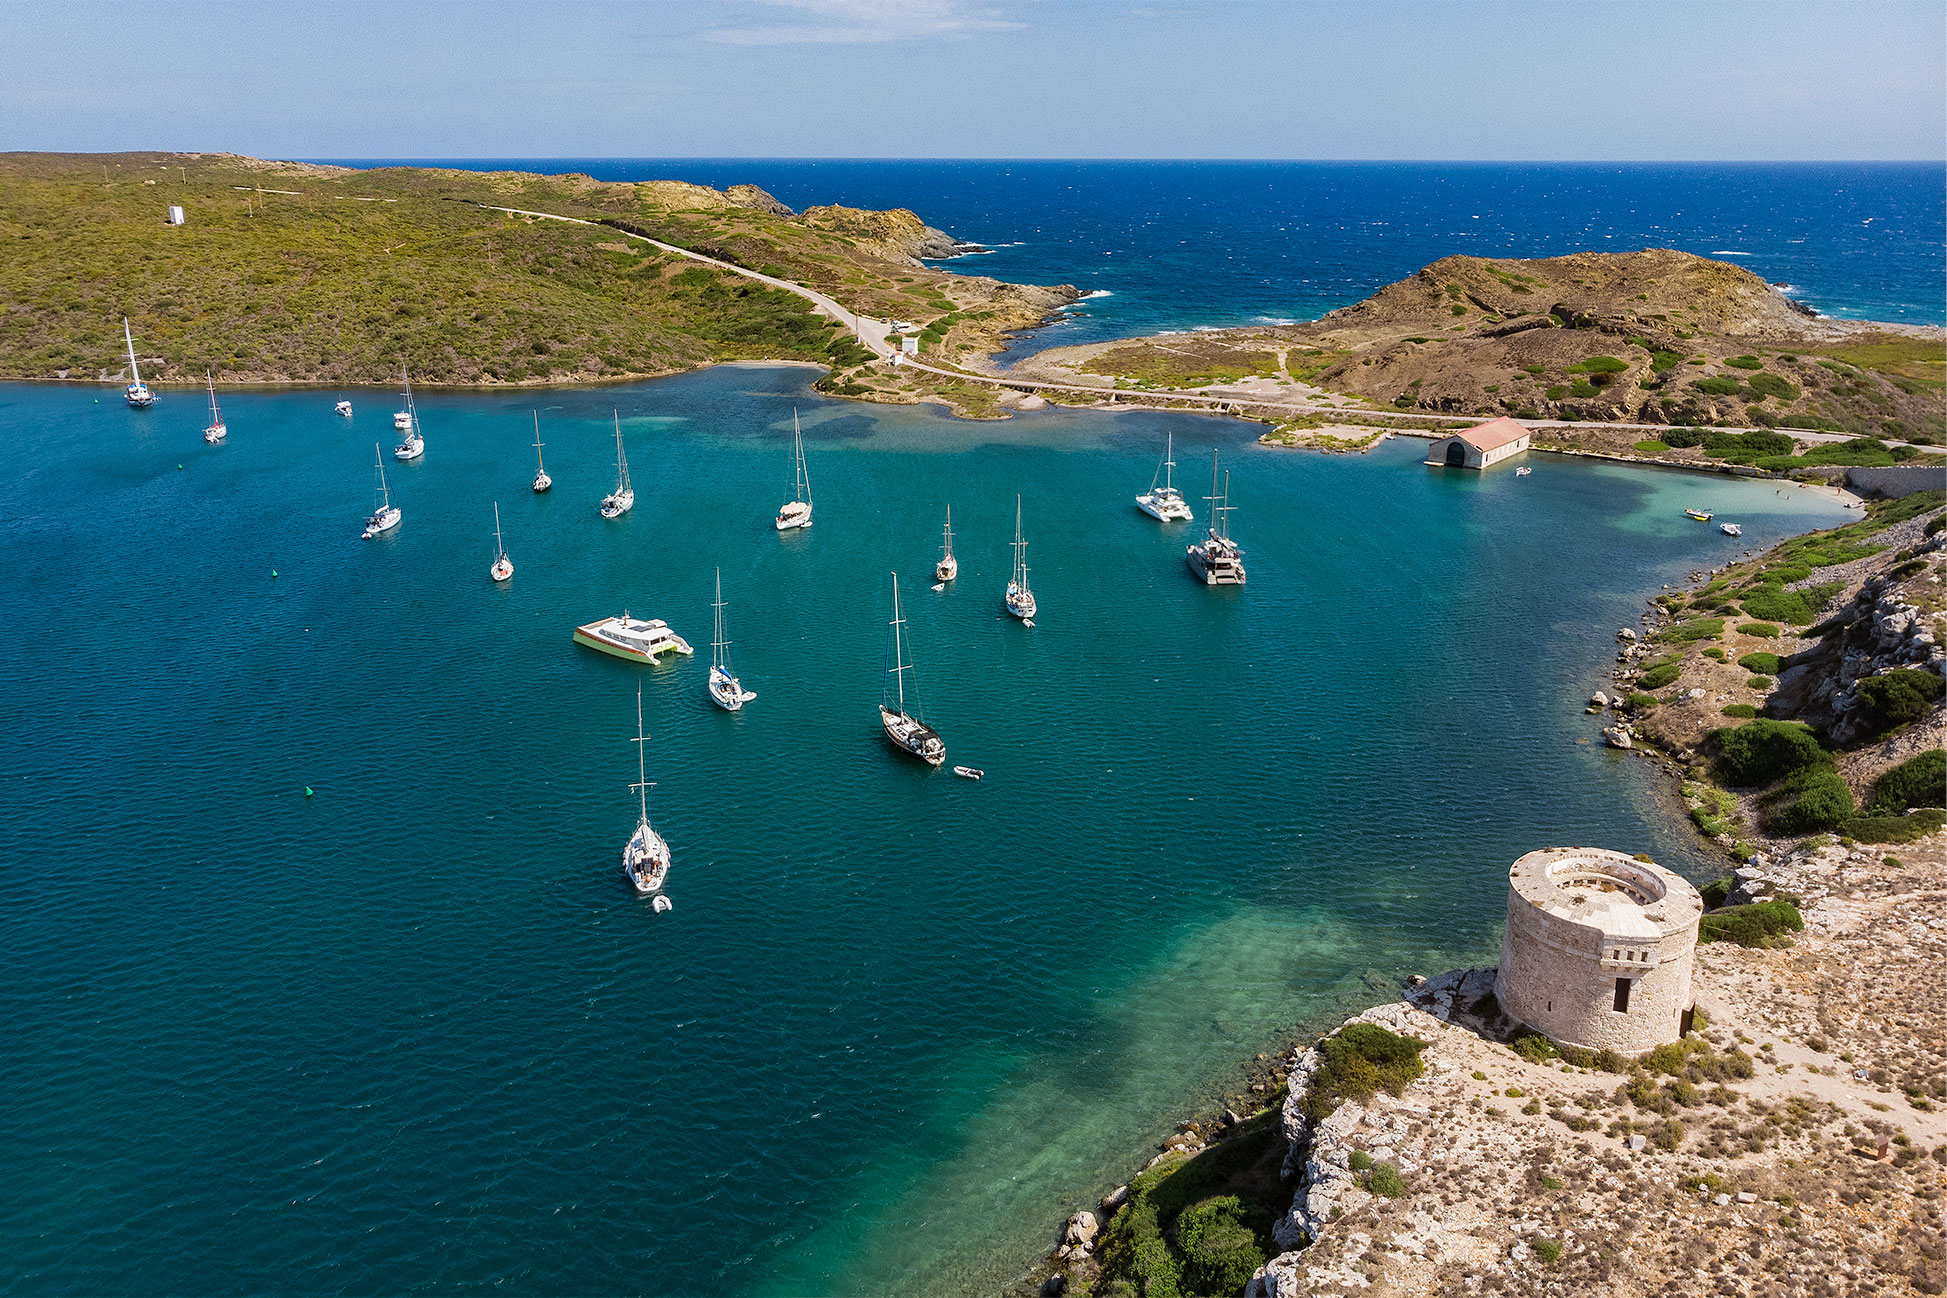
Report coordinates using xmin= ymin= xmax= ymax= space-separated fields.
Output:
xmin=491 ymin=559 xmax=513 ymax=583
xmin=1005 ymin=583 xmax=1036 ymax=620
xmin=573 ymin=622 xmax=692 ymax=664
xmin=532 ymin=473 xmax=552 ymax=493
xmin=623 ymin=821 xmax=671 ymax=895
xmin=394 ymin=440 xmax=423 ymax=462
xmin=776 ymin=502 xmax=812 ymax=531
xmin=204 ymin=425 xmax=227 ymax=443
xmin=1186 ymin=542 xmax=1246 ymax=585
xmin=362 ymin=508 xmax=401 ymax=540
xmin=936 ymin=557 xmax=958 ymax=582
xmin=880 ymin=705 xmax=944 ymax=766
xmin=1136 ymin=494 xmax=1193 ymax=522
xmin=708 ymin=667 xmax=751 ymax=711
xmin=601 ymin=491 xmax=634 ymax=519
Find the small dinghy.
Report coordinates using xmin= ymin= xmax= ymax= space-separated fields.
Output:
xmin=1514 ymin=465 xmax=1532 ymax=477
xmin=931 ymin=582 xmax=945 ymax=593
xmin=652 ymin=895 xmax=673 ymax=913
xmin=953 ymin=766 xmax=983 ymax=780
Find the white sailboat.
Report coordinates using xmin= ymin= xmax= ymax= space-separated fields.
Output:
xmin=880 ymin=573 xmax=945 ymax=766
xmin=122 ymin=318 xmax=155 ymax=408
xmin=707 ymin=568 xmax=756 ymax=711
xmin=775 ymin=409 xmax=813 ymax=531
xmin=1005 ymin=495 xmax=1037 ymax=621
xmin=531 ymin=411 xmax=552 ymax=493
xmin=600 ymin=411 xmax=634 ymax=518
xmin=334 ymin=399 xmax=353 ymax=417
xmin=393 ymin=365 xmax=424 ymax=461
xmin=935 ymin=505 xmax=958 ymax=584
xmin=202 ymin=370 xmax=227 ymax=443
xmin=1186 ymin=451 xmax=1247 ymax=585
xmin=1136 ymin=432 xmax=1193 ymax=521
xmin=489 ymin=502 xmax=513 ymax=582
xmin=362 ymin=443 xmax=401 ymax=539
xmin=621 ymin=686 xmax=672 ymax=899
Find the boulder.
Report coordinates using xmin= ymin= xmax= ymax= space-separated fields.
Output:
xmin=1064 ymin=1211 xmax=1099 ymax=1248
xmin=1617 ymin=627 xmax=1638 ymax=642
xmin=1624 ymin=1134 xmax=1648 ymax=1152
xmin=1603 ymin=726 xmax=1633 ymax=750
xmin=1590 ymin=691 xmax=1611 ymax=707
xmin=1041 ymin=1275 xmax=1068 ymax=1297
xmin=1100 ymin=1184 xmax=1129 ymax=1215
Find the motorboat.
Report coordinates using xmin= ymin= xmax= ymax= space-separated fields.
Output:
xmin=1685 ymin=508 xmax=1713 ymax=522
xmin=1515 ymin=465 xmax=1532 ymax=477
xmin=574 ymin=613 xmax=692 ymax=663
xmin=601 ymin=411 xmax=633 ymax=518
xmin=776 ymin=409 xmax=813 ymax=531
xmin=1186 ymin=451 xmax=1247 ymax=585
xmin=122 ymin=318 xmax=155 ymax=408
xmin=1720 ymin=522 xmax=1743 ymax=537
xmin=1136 ymin=432 xmax=1194 ymax=521
xmin=953 ymin=766 xmax=983 ymax=780
xmin=621 ymin=686 xmax=672 ymax=897
xmin=706 ymin=568 xmax=756 ymax=711
xmin=935 ymin=504 xmax=958 ymax=582
xmin=201 ymin=370 xmax=226 ymax=443
xmin=393 ymin=365 xmax=424 ymax=461
xmin=531 ymin=410 xmax=552 ymax=492
xmin=880 ymin=573 xmax=944 ymax=766
xmin=489 ymin=502 xmax=513 ymax=582
xmin=334 ymin=399 xmax=353 ymax=417
xmin=362 ymin=443 xmax=401 ymax=539
xmin=1005 ymin=495 xmax=1037 ymax=620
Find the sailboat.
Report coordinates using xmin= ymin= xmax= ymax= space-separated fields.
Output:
xmin=201 ymin=370 xmax=227 ymax=443
xmin=489 ymin=502 xmax=513 ymax=582
xmin=707 ymin=568 xmax=757 ymax=711
xmin=393 ymin=365 xmax=424 ymax=461
xmin=122 ymin=318 xmax=155 ymax=408
xmin=1005 ymin=495 xmax=1037 ymax=621
xmin=1185 ymin=452 xmax=1247 ymax=585
xmin=880 ymin=573 xmax=944 ymax=766
xmin=775 ymin=409 xmax=813 ymax=531
xmin=362 ymin=443 xmax=402 ymax=539
xmin=621 ymin=686 xmax=672 ymax=899
xmin=935 ymin=505 xmax=958 ymax=584
xmin=531 ymin=411 xmax=551 ymax=492
xmin=600 ymin=411 xmax=634 ymax=518
xmin=1135 ymin=432 xmax=1193 ymax=521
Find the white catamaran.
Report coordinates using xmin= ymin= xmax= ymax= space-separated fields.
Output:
xmin=393 ymin=365 xmax=424 ymax=461
xmin=202 ymin=370 xmax=227 ymax=443
xmin=362 ymin=443 xmax=401 ymax=539
xmin=880 ymin=573 xmax=944 ymax=766
xmin=530 ymin=411 xmax=551 ymax=493
xmin=707 ymin=568 xmax=756 ymax=711
xmin=621 ymin=686 xmax=672 ymax=900
xmin=122 ymin=318 xmax=155 ymax=408
xmin=489 ymin=502 xmax=513 ymax=583
xmin=1005 ymin=495 xmax=1037 ymax=621
xmin=1136 ymin=432 xmax=1194 ymax=521
xmin=776 ymin=409 xmax=813 ymax=531
xmin=935 ymin=505 xmax=958 ymax=583
xmin=600 ymin=411 xmax=634 ymax=518
xmin=1185 ymin=451 xmax=1247 ymax=585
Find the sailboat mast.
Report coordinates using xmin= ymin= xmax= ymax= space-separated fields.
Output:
xmin=206 ymin=369 xmax=220 ymax=422
xmin=634 ymin=687 xmax=650 ymax=823
xmin=532 ymin=411 xmax=544 ymax=471
xmin=494 ymin=502 xmax=505 ymax=557
xmin=943 ymin=504 xmax=953 ymax=559
xmin=792 ymin=409 xmax=811 ymax=502
xmin=1165 ymin=433 xmax=1175 ymax=491
xmin=124 ymin=319 xmax=141 ymax=385
xmin=712 ymin=568 xmax=729 ymax=667
xmin=374 ymin=443 xmax=390 ymax=508
xmin=890 ymin=573 xmax=907 ymax=714
xmin=613 ymin=411 xmax=629 ymax=492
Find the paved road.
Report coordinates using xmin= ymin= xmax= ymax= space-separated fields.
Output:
xmin=489 ymin=202 xmax=1934 ymax=450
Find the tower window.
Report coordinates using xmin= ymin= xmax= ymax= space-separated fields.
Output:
xmin=1613 ymin=978 xmax=1632 ymax=1013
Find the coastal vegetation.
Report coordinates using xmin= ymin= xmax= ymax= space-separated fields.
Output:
xmin=1297 ymin=1023 xmax=1428 ymax=1122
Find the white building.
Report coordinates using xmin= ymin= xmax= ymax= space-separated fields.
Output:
xmin=1425 ymin=416 xmax=1531 ymax=470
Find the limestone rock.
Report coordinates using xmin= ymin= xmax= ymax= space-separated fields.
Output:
xmin=1063 ymin=1211 xmax=1099 ymax=1248
xmin=1099 ymin=1184 xmax=1129 ymax=1215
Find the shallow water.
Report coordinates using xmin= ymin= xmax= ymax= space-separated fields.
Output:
xmin=0 ymin=368 xmax=1848 ymax=1294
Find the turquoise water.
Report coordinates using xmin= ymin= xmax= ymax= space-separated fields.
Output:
xmin=0 ymin=368 xmax=1847 ymax=1295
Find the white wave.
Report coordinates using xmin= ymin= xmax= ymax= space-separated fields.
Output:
xmin=1711 ymin=250 xmax=1752 ymax=256
xmin=1078 ymin=289 xmax=1114 ymax=300
xmin=1252 ymin=316 xmax=1297 ymax=326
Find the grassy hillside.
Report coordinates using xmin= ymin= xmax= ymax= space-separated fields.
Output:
xmin=0 ymin=152 xmax=1064 ymax=386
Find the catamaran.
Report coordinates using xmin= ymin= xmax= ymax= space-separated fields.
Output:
xmin=1186 ymin=452 xmax=1246 ymax=585
xmin=393 ymin=365 xmax=424 ymax=461
xmin=202 ymin=370 xmax=227 ymax=443
xmin=880 ymin=573 xmax=944 ymax=766
xmin=122 ymin=318 xmax=155 ymax=408
xmin=1005 ymin=495 xmax=1037 ymax=621
xmin=600 ymin=411 xmax=634 ymax=518
xmin=574 ymin=612 xmax=692 ymax=663
xmin=776 ymin=409 xmax=813 ymax=531
xmin=707 ymin=568 xmax=756 ymax=711
xmin=489 ymin=502 xmax=513 ymax=583
xmin=935 ymin=505 xmax=958 ymax=583
xmin=362 ymin=443 xmax=401 ymax=539
xmin=1136 ymin=432 xmax=1193 ymax=521
xmin=621 ymin=686 xmax=672 ymax=899
xmin=531 ymin=411 xmax=551 ymax=493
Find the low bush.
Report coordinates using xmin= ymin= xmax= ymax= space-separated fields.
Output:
xmin=1637 ymin=663 xmax=1681 ymax=690
xmin=1703 ymin=647 xmax=1727 ymax=660
xmin=1741 ymin=581 xmax=1843 ymax=626
xmin=1740 ymin=622 xmax=1780 ymax=638
xmin=1738 ymin=652 xmax=1782 ymax=675
xmin=1869 ymin=749 xmax=1946 ymax=813
xmin=1634 ymin=439 xmax=1670 ymax=453
xmin=1363 ymin=1162 xmax=1407 ymax=1198
xmin=1725 ymin=355 xmax=1765 ymax=370
xmin=1747 ymin=675 xmax=1775 ymax=690
xmin=1659 ymin=618 xmax=1725 ymax=643
xmin=1545 ymin=385 xmax=1569 ymax=401
xmin=1299 ymin=1024 xmax=1428 ymax=1122
xmin=1699 ymin=899 xmax=1805 ymax=947
xmin=1852 ymin=669 xmax=1944 ymax=737
xmin=1569 ymin=355 xmax=1630 ymax=374
xmin=1627 ymin=692 xmax=1660 ymax=709
xmin=1176 ymin=1195 xmax=1269 ymax=1296
xmin=1695 ymin=376 xmax=1744 ymax=396
xmin=1711 ymin=718 xmax=1829 ymax=786
xmin=1511 ymin=1030 xmax=1559 ymax=1063
xmin=1722 ymin=703 xmax=1759 ymax=718
xmin=1534 ymin=1239 xmax=1563 ymax=1266
xmin=1841 ymin=808 xmax=1947 ymax=844
xmin=1699 ymin=876 xmax=1733 ymax=908
xmin=1762 ymin=766 xmax=1854 ymax=835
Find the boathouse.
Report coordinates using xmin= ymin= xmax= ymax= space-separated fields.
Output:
xmin=1425 ymin=416 xmax=1531 ymax=470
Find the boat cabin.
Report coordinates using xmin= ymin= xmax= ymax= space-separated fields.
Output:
xmin=1425 ymin=417 xmax=1532 ymax=471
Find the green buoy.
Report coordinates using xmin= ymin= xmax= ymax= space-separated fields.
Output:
xmin=271 ymin=570 xmax=278 ymax=579
xmin=304 ymin=787 xmax=314 ymax=797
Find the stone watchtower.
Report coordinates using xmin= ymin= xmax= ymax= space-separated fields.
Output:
xmin=1494 ymin=847 xmax=1703 ymax=1057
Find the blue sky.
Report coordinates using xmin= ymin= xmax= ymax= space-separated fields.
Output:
xmin=4 ymin=0 xmax=1942 ymax=159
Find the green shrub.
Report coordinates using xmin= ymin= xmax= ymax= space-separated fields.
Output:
xmin=1511 ymin=1030 xmax=1559 ymax=1063
xmin=1659 ymin=618 xmax=1725 ymax=643
xmin=1651 ymin=350 xmax=1683 ymax=371
xmin=1299 ymin=1024 xmax=1428 ymax=1122
xmin=1568 ymin=355 xmax=1630 ymax=374
xmin=1711 ymin=719 xmax=1829 ymax=786
xmin=1741 ymin=582 xmax=1842 ymax=626
xmin=1841 ymin=808 xmax=1947 ymax=843
xmin=1363 ymin=1162 xmax=1407 ymax=1198
xmin=1545 ymin=385 xmax=1568 ymax=401
xmin=1738 ymin=652 xmax=1782 ymax=674
xmin=1704 ymin=430 xmax=1795 ymax=459
xmin=1637 ymin=663 xmax=1681 ymax=689
xmin=1699 ymin=876 xmax=1733 ymax=908
xmin=1176 ymin=1196 xmax=1269 ymax=1296
xmin=1627 ymin=692 xmax=1660 ymax=709
xmin=1722 ymin=704 xmax=1759 ymax=718
xmin=1739 ymin=622 xmax=1780 ymax=638
xmin=1699 ymin=899 xmax=1805 ymax=947
xmin=1660 ymin=428 xmax=1706 ymax=447
xmin=1634 ymin=440 xmax=1671 ymax=453
xmin=1747 ymin=675 xmax=1775 ymax=690
xmin=1869 ymin=749 xmax=1946 ymax=813
xmin=1853 ymin=669 xmax=1944 ymax=737
xmin=1762 ymin=767 xmax=1854 ymax=835
xmin=1347 ymin=1150 xmax=1374 ymax=1172
xmin=1695 ymin=376 xmax=1745 ymax=396
xmin=1725 ymin=355 xmax=1765 ymax=370
xmin=1534 ymin=1239 xmax=1563 ymax=1265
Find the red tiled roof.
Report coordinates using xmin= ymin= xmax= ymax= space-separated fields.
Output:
xmin=1457 ymin=416 xmax=1531 ymax=451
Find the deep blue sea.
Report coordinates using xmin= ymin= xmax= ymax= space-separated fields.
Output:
xmin=0 ymin=365 xmax=1851 ymax=1296
xmin=330 ymin=159 xmax=1947 ymax=359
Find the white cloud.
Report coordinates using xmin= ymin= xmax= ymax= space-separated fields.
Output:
xmin=700 ymin=0 xmax=1023 ymax=45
